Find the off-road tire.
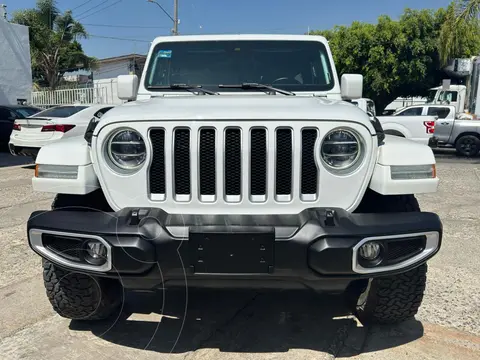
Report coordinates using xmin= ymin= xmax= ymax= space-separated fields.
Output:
xmin=44 ymin=191 xmax=120 ymax=320
xmin=43 ymin=260 xmax=122 ymax=320
xmin=455 ymin=134 xmax=480 ymax=157
xmin=350 ymin=189 xmax=427 ymax=325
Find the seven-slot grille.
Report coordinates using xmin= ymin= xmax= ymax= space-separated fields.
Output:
xmin=149 ymin=127 xmax=319 ymax=202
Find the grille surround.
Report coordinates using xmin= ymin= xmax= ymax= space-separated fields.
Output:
xmin=96 ymin=120 xmax=375 ymax=215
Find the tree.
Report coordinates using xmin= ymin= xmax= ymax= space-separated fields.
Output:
xmin=11 ymin=0 xmax=96 ymax=89
xmin=310 ymin=7 xmax=480 ymax=112
xmin=439 ymin=1 xmax=480 ymax=65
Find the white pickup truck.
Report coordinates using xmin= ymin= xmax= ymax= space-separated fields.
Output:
xmin=352 ymin=98 xmax=437 ymax=145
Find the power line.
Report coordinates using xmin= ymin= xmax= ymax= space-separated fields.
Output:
xmin=78 ymin=0 xmax=123 ymax=21
xmin=75 ymin=0 xmax=109 ymax=18
xmin=89 ymin=34 xmax=151 ymax=42
xmin=72 ymin=0 xmax=95 ymax=11
xmin=83 ymin=23 xmax=170 ymax=29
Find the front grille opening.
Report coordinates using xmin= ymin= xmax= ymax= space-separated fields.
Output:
xmin=224 ymin=128 xmax=241 ymax=197
xmin=384 ymin=236 xmax=427 ymax=265
xmin=275 ymin=128 xmax=293 ymax=197
xmin=149 ymin=129 xmax=166 ymax=194
xmin=301 ymin=129 xmax=318 ymax=197
xmin=250 ymin=128 xmax=267 ymax=198
xmin=199 ymin=128 xmax=216 ymax=196
xmin=42 ymin=234 xmax=84 ymax=262
xmin=174 ymin=129 xmax=191 ymax=196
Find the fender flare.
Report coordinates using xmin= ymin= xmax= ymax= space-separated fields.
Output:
xmin=32 ymin=136 xmax=99 ymax=195
xmin=369 ymin=135 xmax=439 ymax=195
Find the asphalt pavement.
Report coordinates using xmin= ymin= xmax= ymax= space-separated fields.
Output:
xmin=0 ymin=148 xmax=479 ymax=359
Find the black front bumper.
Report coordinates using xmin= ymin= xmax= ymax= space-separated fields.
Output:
xmin=27 ymin=208 xmax=442 ymax=291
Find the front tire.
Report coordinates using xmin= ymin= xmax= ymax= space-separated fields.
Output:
xmin=42 ymin=191 xmax=120 ymax=320
xmin=43 ymin=260 xmax=122 ymax=320
xmin=350 ymin=190 xmax=428 ymax=325
xmin=455 ymin=134 xmax=480 ymax=157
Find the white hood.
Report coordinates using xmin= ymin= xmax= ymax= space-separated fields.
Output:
xmin=99 ymin=95 xmax=374 ymax=132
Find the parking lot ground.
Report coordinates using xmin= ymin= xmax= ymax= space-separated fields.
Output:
xmin=1 ymin=150 xmax=480 ymax=359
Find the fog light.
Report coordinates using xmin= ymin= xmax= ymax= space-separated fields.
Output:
xmin=84 ymin=240 xmax=107 ymax=265
xmin=359 ymin=242 xmax=381 ymax=260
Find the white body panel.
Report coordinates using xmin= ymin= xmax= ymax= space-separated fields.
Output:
xmin=376 ymin=115 xmax=435 ymax=145
xmin=9 ymin=104 xmax=114 ymax=150
xmin=92 ymin=119 xmax=377 ymax=214
xmin=33 ymin=136 xmax=99 ymax=194
xmin=97 ymin=96 xmax=375 ymax=129
xmin=31 ymin=34 xmax=439 ymax=214
xmin=369 ymin=135 xmax=439 ymax=195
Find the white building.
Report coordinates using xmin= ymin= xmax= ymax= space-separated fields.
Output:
xmin=92 ymin=53 xmax=146 ymax=105
xmin=0 ymin=7 xmax=33 ymax=105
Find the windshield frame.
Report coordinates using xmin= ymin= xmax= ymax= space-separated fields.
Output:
xmin=144 ymin=39 xmax=336 ymax=93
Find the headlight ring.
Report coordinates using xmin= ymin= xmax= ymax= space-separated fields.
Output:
xmin=106 ymin=128 xmax=146 ymax=172
xmin=320 ymin=127 xmax=364 ymax=174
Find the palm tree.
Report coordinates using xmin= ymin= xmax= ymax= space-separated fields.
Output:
xmin=457 ymin=0 xmax=480 ymax=21
xmin=438 ymin=0 xmax=480 ymax=65
xmin=12 ymin=0 xmax=94 ymax=89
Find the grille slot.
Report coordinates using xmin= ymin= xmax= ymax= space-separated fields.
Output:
xmin=275 ymin=128 xmax=293 ymax=197
xmin=385 ymin=236 xmax=426 ymax=264
xmin=148 ymin=124 xmax=322 ymax=204
xmin=224 ymin=128 xmax=241 ymax=197
xmin=174 ymin=129 xmax=191 ymax=196
xmin=301 ymin=129 xmax=318 ymax=196
xmin=199 ymin=129 xmax=216 ymax=196
xmin=250 ymin=128 xmax=267 ymax=197
xmin=43 ymin=235 xmax=84 ymax=262
xmin=149 ymin=129 xmax=166 ymax=194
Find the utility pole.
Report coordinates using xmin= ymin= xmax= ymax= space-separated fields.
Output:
xmin=173 ymin=0 xmax=178 ymax=35
xmin=147 ymin=0 xmax=178 ymax=35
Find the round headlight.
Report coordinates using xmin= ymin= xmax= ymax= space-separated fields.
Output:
xmin=107 ymin=129 xmax=146 ymax=170
xmin=321 ymin=128 xmax=362 ymax=171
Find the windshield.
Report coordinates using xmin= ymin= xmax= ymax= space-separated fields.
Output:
xmin=32 ymin=106 xmax=88 ymax=118
xmin=14 ymin=107 xmax=41 ymax=118
xmin=438 ymin=90 xmax=458 ymax=103
xmin=145 ymin=40 xmax=335 ymax=92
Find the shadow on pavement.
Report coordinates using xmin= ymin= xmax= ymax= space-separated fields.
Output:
xmin=0 ymin=148 xmax=33 ymax=168
xmin=69 ymin=289 xmax=424 ymax=356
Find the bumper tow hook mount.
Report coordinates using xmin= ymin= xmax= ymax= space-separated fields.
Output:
xmin=325 ymin=209 xmax=335 ymax=227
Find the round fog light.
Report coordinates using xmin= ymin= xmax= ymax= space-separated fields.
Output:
xmin=359 ymin=242 xmax=381 ymax=260
xmin=84 ymin=240 xmax=107 ymax=265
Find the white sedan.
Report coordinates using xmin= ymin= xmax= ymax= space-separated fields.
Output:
xmin=9 ymin=104 xmax=115 ymax=160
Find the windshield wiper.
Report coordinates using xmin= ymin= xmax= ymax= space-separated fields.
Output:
xmin=218 ymin=83 xmax=295 ymax=96
xmin=146 ymin=84 xmax=219 ymax=95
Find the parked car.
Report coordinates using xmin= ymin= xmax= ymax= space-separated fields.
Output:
xmin=9 ymin=104 xmax=115 ymax=160
xmin=28 ymin=34 xmax=442 ymax=326
xmin=430 ymin=115 xmax=480 ymax=156
xmin=0 ymin=105 xmax=42 ymax=146
xmin=352 ymin=98 xmax=438 ymax=145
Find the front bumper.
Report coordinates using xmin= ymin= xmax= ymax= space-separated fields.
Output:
xmin=27 ymin=207 xmax=442 ymax=291
xmin=9 ymin=143 xmax=39 ymax=157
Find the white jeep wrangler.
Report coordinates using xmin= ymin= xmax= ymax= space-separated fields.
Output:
xmin=28 ymin=34 xmax=442 ymax=325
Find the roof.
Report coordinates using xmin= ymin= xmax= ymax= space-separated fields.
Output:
xmin=151 ymin=34 xmax=328 ymax=46
xmin=97 ymin=53 xmax=147 ymax=64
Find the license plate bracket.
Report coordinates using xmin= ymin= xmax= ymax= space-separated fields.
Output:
xmin=188 ymin=227 xmax=275 ymax=274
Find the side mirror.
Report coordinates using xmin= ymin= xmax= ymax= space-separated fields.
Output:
xmin=341 ymin=74 xmax=363 ymax=100
xmin=117 ymin=75 xmax=139 ymax=101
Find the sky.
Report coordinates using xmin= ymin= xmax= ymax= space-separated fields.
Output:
xmin=4 ymin=0 xmax=453 ymax=59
